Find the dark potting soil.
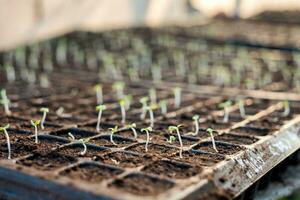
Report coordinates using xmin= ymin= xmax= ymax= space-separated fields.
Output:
xmin=49 ymin=128 xmax=98 ymax=140
xmin=193 ymin=141 xmax=244 ymax=155
xmin=142 ymin=160 xmax=202 ymax=179
xmin=214 ymin=133 xmax=259 ymax=145
xmin=109 ymin=173 xmax=174 ymax=196
xmin=97 ymin=151 xmax=153 ymax=168
xmin=175 ymin=151 xmax=225 ymax=166
xmin=57 ymin=144 xmax=107 ymax=158
xmin=60 ymin=162 xmax=123 ymax=183
xmin=231 ymin=126 xmax=270 ymax=136
xmin=90 ymin=135 xmax=135 ymax=148
xmin=126 ymin=143 xmax=177 ymax=157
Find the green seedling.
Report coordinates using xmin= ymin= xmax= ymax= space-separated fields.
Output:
xmin=206 ymin=128 xmax=218 ymax=153
xmin=141 ymin=127 xmax=152 ymax=152
xmin=167 ymin=135 xmax=176 ymax=144
xmin=31 ymin=120 xmax=40 ymax=143
xmin=173 ymin=87 xmax=181 ymax=109
xmin=67 ymin=132 xmax=89 ymax=156
xmin=0 ymin=89 xmax=11 ymax=115
xmin=237 ymin=98 xmax=246 ymax=118
xmin=40 ymin=107 xmax=49 ymax=130
xmin=218 ymin=100 xmax=232 ymax=123
xmin=96 ymin=105 xmax=106 ymax=131
xmin=0 ymin=124 xmax=11 ymax=159
xmin=168 ymin=125 xmax=183 ymax=158
xmin=282 ymin=100 xmax=290 ymax=117
xmin=68 ymin=132 xmax=76 ymax=141
xmin=119 ymin=99 xmax=126 ymax=124
xmin=144 ymin=104 xmax=157 ymax=128
xmin=139 ymin=97 xmax=149 ymax=120
xmin=126 ymin=123 xmax=138 ymax=139
xmin=93 ymin=84 xmax=103 ymax=104
xmin=192 ymin=115 xmax=200 ymax=136
xmin=159 ymin=100 xmax=168 ymax=115
xmin=149 ymin=88 xmax=157 ymax=105
xmin=124 ymin=95 xmax=132 ymax=110
xmin=112 ymin=81 xmax=125 ymax=99
xmin=108 ymin=126 xmax=118 ymax=146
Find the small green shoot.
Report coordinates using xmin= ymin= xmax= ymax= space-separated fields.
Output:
xmin=139 ymin=97 xmax=149 ymax=120
xmin=124 ymin=95 xmax=132 ymax=110
xmin=79 ymin=138 xmax=90 ymax=156
xmin=167 ymin=135 xmax=176 ymax=144
xmin=218 ymin=100 xmax=232 ymax=123
xmin=206 ymin=128 xmax=218 ymax=153
xmin=0 ymin=89 xmax=11 ymax=115
xmin=192 ymin=115 xmax=200 ymax=136
xmin=112 ymin=81 xmax=125 ymax=99
xmin=282 ymin=100 xmax=290 ymax=117
xmin=173 ymin=87 xmax=181 ymax=108
xmin=141 ymin=127 xmax=152 ymax=152
xmin=31 ymin=120 xmax=41 ymax=143
xmin=144 ymin=104 xmax=157 ymax=128
xmin=93 ymin=84 xmax=103 ymax=104
xmin=159 ymin=100 xmax=168 ymax=115
xmin=40 ymin=107 xmax=49 ymax=130
xmin=119 ymin=99 xmax=126 ymax=124
xmin=108 ymin=126 xmax=118 ymax=146
xmin=149 ymin=88 xmax=157 ymax=105
xmin=237 ymin=98 xmax=246 ymax=118
xmin=126 ymin=123 xmax=138 ymax=139
xmin=68 ymin=132 xmax=75 ymax=141
xmin=168 ymin=125 xmax=183 ymax=158
xmin=0 ymin=124 xmax=11 ymax=159
xmin=96 ymin=105 xmax=106 ymax=131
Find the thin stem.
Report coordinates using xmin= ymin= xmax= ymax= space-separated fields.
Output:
xmin=131 ymin=127 xmax=137 ymax=139
xmin=35 ymin=125 xmax=38 ymax=143
xmin=80 ymin=140 xmax=87 ymax=156
xmin=176 ymin=129 xmax=183 ymax=158
xmin=96 ymin=110 xmax=102 ymax=131
xmin=3 ymin=129 xmax=11 ymax=159
xmin=145 ymin=130 xmax=149 ymax=152
xmin=238 ymin=100 xmax=246 ymax=118
xmin=193 ymin=118 xmax=199 ymax=136
xmin=223 ymin=107 xmax=229 ymax=123
xmin=96 ymin=88 xmax=103 ymax=104
xmin=41 ymin=112 xmax=46 ymax=130
xmin=121 ymin=105 xmax=126 ymax=124
xmin=209 ymin=132 xmax=218 ymax=153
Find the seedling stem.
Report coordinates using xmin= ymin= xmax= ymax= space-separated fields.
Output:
xmin=0 ymin=124 xmax=11 ymax=159
xmin=40 ymin=107 xmax=49 ymax=130
xmin=282 ymin=100 xmax=290 ymax=117
xmin=126 ymin=123 xmax=138 ymax=139
xmin=173 ymin=87 xmax=181 ymax=108
xmin=0 ymin=89 xmax=11 ymax=115
xmin=206 ymin=128 xmax=218 ymax=153
xmin=168 ymin=125 xmax=183 ymax=158
xmin=31 ymin=120 xmax=41 ymax=143
xmin=109 ymin=126 xmax=118 ymax=146
xmin=219 ymin=100 xmax=232 ymax=123
xmin=93 ymin=84 xmax=103 ymax=104
xmin=141 ymin=127 xmax=152 ymax=152
xmin=96 ymin=105 xmax=106 ymax=131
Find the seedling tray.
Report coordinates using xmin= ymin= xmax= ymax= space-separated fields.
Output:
xmin=1 ymin=26 xmax=300 ymax=200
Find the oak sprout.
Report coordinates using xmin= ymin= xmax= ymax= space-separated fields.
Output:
xmin=96 ymin=104 xmax=106 ymax=131
xmin=167 ymin=135 xmax=176 ymax=144
xmin=159 ymin=100 xmax=167 ymax=115
xmin=282 ymin=100 xmax=290 ymax=117
xmin=206 ymin=128 xmax=218 ymax=153
xmin=93 ymin=84 xmax=103 ymax=104
xmin=149 ymin=88 xmax=157 ymax=105
xmin=112 ymin=81 xmax=125 ymax=99
xmin=126 ymin=123 xmax=138 ymax=139
xmin=141 ymin=127 xmax=152 ymax=152
xmin=173 ymin=87 xmax=181 ymax=108
xmin=40 ymin=107 xmax=49 ymax=130
xmin=168 ymin=125 xmax=183 ymax=158
xmin=0 ymin=124 xmax=11 ymax=159
xmin=109 ymin=126 xmax=118 ymax=146
xmin=119 ymin=99 xmax=126 ymax=124
xmin=218 ymin=100 xmax=232 ymax=123
xmin=237 ymin=99 xmax=246 ymax=118
xmin=139 ymin=97 xmax=149 ymax=120
xmin=0 ymin=89 xmax=11 ymax=115
xmin=31 ymin=120 xmax=41 ymax=143
xmin=192 ymin=115 xmax=200 ymax=136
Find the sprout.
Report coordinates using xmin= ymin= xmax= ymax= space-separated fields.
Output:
xmin=126 ymin=123 xmax=138 ymax=139
xmin=173 ymin=87 xmax=181 ymax=109
xmin=139 ymin=97 xmax=149 ymax=120
xmin=168 ymin=125 xmax=183 ymax=158
xmin=218 ymin=100 xmax=232 ymax=123
xmin=159 ymin=100 xmax=168 ymax=115
xmin=96 ymin=104 xmax=106 ymax=131
xmin=149 ymin=88 xmax=157 ymax=105
xmin=192 ymin=115 xmax=200 ymax=136
xmin=282 ymin=100 xmax=290 ymax=117
xmin=167 ymin=135 xmax=176 ymax=144
xmin=144 ymin=104 xmax=157 ymax=128
xmin=93 ymin=84 xmax=103 ymax=104
xmin=0 ymin=124 xmax=11 ymax=159
xmin=119 ymin=99 xmax=126 ymax=124
xmin=141 ymin=127 xmax=152 ymax=152
xmin=39 ymin=107 xmax=49 ymax=130
xmin=0 ymin=89 xmax=11 ymax=115
xmin=112 ymin=81 xmax=125 ymax=99
xmin=108 ymin=126 xmax=118 ymax=146
xmin=30 ymin=120 xmax=41 ymax=143
xmin=124 ymin=95 xmax=132 ymax=110
xmin=206 ymin=128 xmax=218 ymax=153
xmin=68 ymin=132 xmax=76 ymax=141
xmin=67 ymin=132 xmax=89 ymax=156
xmin=237 ymin=99 xmax=246 ymax=118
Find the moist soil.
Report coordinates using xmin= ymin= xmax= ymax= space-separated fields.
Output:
xmin=89 ymin=135 xmax=135 ymax=148
xmin=60 ymin=163 xmax=123 ymax=183
xmin=57 ymin=144 xmax=107 ymax=158
xmin=142 ymin=160 xmax=202 ymax=179
xmin=175 ymin=151 xmax=226 ymax=166
xmin=49 ymin=128 xmax=99 ymax=140
xmin=214 ymin=134 xmax=259 ymax=145
xmin=126 ymin=143 xmax=177 ymax=157
xmin=193 ymin=141 xmax=244 ymax=155
xmin=109 ymin=173 xmax=174 ymax=196
xmin=231 ymin=126 xmax=270 ymax=136
xmin=97 ymin=151 xmax=153 ymax=168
